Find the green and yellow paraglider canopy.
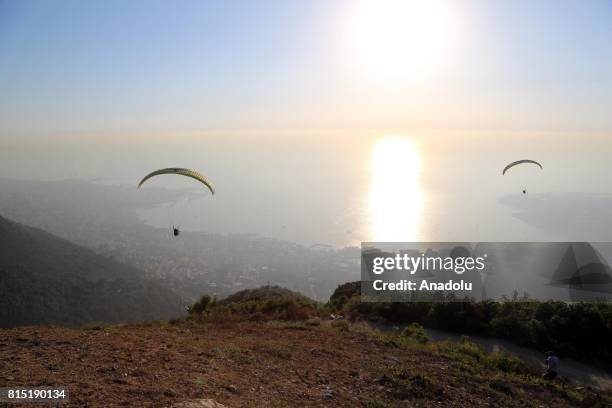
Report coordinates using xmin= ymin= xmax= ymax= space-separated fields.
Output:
xmin=137 ymin=168 xmax=215 ymax=195
xmin=502 ymin=160 xmax=542 ymax=175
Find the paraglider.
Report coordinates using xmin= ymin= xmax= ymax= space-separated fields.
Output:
xmin=138 ymin=168 xmax=214 ymax=237
xmin=502 ymin=160 xmax=542 ymax=195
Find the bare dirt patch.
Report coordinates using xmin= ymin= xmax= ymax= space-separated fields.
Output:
xmin=0 ymin=321 xmax=598 ymax=407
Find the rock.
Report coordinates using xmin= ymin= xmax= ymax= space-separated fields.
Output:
xmin=225 ymin=384 xmax=238 ymax=393
xmin=322 ymin=386 xmax=334 ymax=399
xmin=172 ymin=399 xmax=228 ymax=408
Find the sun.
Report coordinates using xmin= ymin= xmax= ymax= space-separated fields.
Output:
xmin=348 ymin=0 xmax=454 ymax=84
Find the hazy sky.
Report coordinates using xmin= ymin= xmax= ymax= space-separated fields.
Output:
xmin=2 ymin=1 xmax=612 ymax=245
xmin=2 ymin=0 xmax=612 ymax=137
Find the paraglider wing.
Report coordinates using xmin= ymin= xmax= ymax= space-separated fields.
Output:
xmin=137 ymin=168 xmax=215 ymax=194
xmin=502 ymin=160 xmax=543 ymax=175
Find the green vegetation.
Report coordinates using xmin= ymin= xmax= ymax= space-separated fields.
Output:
xmin=220 ymin=285 xmax=314 ymax=305
xmin=430 ymin=338 xmax=536 ymax=376
xmin=188 ymin=294 xmax=215 ymax=315
xmin=188 ymin=285 xmax=319 ymax=321
xmin=178 ymin=287 xmax=610 ymax=405
xmin=401 ymin=322 xmax=428 ymax=344
xmin=330 ymin=281 xmax=612 ymax=369
xmin=328 ymin=319 xmax=607 ymax=406
xmin=328 ymin=281 xmax=360 ymax=310
xmin=188 ymin=283 xmax=611 ymax=371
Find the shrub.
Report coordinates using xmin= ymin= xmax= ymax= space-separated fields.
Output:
xmin=189 ymin=294 xmax=213 ymax=315
xmin=401 ymin=322 xmax=428 ymax=344
xmin=485 ymin=351 xmax=534 ymax=375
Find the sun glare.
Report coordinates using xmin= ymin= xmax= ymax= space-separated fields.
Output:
xmin=369 ymin=137 xmax=423 ymax=242
xmin=348 ymin=0 xmax=454 ymax=84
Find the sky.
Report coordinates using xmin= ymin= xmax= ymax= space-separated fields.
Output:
xmin=1 ymin=0 xmax=612 ymax=138
xmin=1 ymin=1 xmax=612 ymax=246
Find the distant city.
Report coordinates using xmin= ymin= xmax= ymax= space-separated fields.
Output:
xmin=0 ymin=178 xmax=360 ymax=303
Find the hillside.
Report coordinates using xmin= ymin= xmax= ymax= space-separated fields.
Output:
xmin=0 ymin=215 xmax=184 ymax=327
xmin=1 ymin=319 xmax=607 ymax=407
xmin=330 ymin=281 xmax=612 ymax=371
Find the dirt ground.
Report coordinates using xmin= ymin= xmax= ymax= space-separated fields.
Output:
xmin=0 ymin=321 xmax=600 ymax=407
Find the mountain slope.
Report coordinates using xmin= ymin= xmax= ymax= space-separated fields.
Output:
xmin=0 ymin=320 xmax=604 ymax=407
xmin=0 ymin=215 xmax=183 ymax=327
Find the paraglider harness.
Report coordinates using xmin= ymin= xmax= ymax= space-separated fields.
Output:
xmin=173 ymin=226 xmax=180 ymax=237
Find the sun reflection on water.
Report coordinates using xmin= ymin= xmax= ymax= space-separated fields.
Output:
xmin=369 ymin=136 xmax=423 ymax=242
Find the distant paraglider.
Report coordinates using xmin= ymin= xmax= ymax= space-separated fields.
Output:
xmin=502 ymin=160 xmax=542 ymax=195
xmin=138 ymin=168 xmax=214 ymax=237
